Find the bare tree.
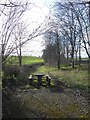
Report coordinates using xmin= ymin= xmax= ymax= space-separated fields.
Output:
xmin=56 ymin=28 xmax=61 ymax=69
xmin=54 ymin=2 xmax=78 ymax=68
xmin=0 ymin=0 xmax=30 ymax=16
xmin=76 ymin=32 xmax=82 ymax=66
xmin=14 ymin=22 xmax=28 ymax=66
xmin=69 ymin=2 xmax=90 ymax=58
xmin=0 ymin=0 xmax=29 ymax=65
xmin=52 ymin=1 xmax=89 ymax=68
xmin=43 ymin=20 xmax=66 ymax=68
xmin=0 ymin=0 xmax=49 ymax=65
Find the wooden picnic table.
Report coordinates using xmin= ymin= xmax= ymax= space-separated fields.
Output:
xmin=29 ymin=73 xmax=51 ymax=86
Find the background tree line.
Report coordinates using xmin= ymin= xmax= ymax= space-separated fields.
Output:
xmin=43 ymin=1 xmax=90 ymax=69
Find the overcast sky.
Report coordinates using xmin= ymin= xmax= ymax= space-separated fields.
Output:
xmin=19 ymin=0 xmax=53 ymax=56
xmin=0 ymin=0 xmax=55 ymax=57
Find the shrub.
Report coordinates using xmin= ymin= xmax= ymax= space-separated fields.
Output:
xmin=2 ymin=65 xmax=20 ymax=88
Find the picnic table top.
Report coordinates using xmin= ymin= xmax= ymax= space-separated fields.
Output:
xmin=35 ymin=73 xmax=45 ymax=76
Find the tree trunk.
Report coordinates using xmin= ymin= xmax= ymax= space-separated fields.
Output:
xmin=19 ymin=42 xmax=22 ymax=66
xmin=71 ymin=47 xmax=75 ymax=68
xmin=66 ymin=46 xmax=69 ymax=64
xmin=79 ymin=35 xmax=81 ymax=66
xmin=56 ymin=30 xmax=60 ymax=69
xmin=75 ymin=51 xmax=78 ymax=65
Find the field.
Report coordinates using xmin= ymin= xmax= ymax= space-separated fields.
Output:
xmin=22 ymin=56 xmax=44 ymax=64
xmin=8 ymin=56 xmax=44 ymax=65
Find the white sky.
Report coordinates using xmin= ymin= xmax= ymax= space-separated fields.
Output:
xmin=20 ymin=0 xmax=55 ymax=57
xmin=0 ymin=0 xmax=55 ymax=57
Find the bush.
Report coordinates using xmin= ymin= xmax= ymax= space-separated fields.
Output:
xmin=2 ymin=65 xmax=20 ymax=88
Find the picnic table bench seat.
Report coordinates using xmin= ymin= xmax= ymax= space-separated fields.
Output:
xmin=28 ymin=75 xmax=33 ymax=85
xmin=46 ymin=75 xmax=51 ymax=86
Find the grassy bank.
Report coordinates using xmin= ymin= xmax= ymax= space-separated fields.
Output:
xmin=36 ymin=65 xmax=88 ymax=92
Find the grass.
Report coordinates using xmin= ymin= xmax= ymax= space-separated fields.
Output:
xmin=7 ymin=56 xmax=44 ymax=65
xmin=22 ymin=56 xmax=44 ymax=65
xmin=36 ymin=65 xmax=88 ymax=91
xmin=52 ymin=70 xmax=88 ymax=89
xmin=36 ymin=66 xmax=58 ymax=74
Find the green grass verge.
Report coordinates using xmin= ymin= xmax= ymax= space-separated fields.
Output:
xmin=36 ymin=65 xmax=88 ymax=91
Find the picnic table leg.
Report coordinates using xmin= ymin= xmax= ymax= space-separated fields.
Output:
xmin=48 ymin=78 xmax=51 ymax=86
xmin=37 ymin=76 xmax=42 ymax=86
xmin=29 ymin=79 xmax=33 ymax=85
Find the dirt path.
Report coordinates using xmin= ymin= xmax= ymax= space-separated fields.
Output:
xmin=12 ymin=85 xmax=88 ymax=118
